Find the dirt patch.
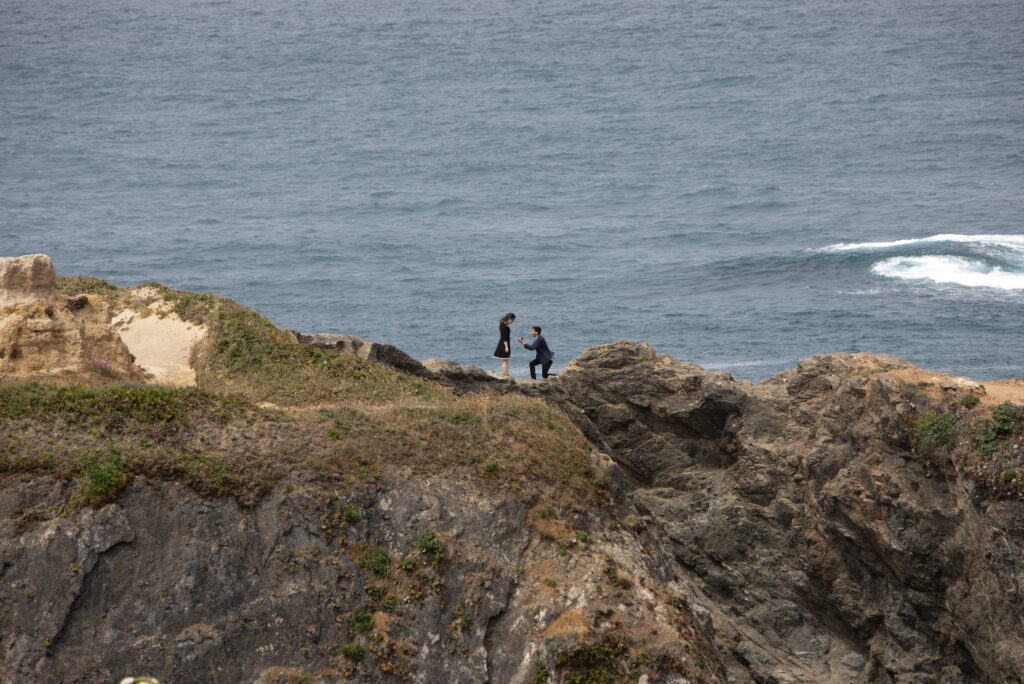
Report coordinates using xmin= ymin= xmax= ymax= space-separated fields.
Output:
xmin=885 ymin=367 xmax=1024 ymax=407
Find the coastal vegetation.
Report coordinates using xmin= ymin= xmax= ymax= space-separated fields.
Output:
xmin=5 ymin=281 xmax=604 ymax=512
xmin=908 ymin=390 xmax=1024 ymax=499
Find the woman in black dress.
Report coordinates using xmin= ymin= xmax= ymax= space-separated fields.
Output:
xmin=493 ymin=313 xmax=516 ymax=376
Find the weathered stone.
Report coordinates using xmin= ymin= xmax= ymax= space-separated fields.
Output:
xmin=292 ymin=331 xmax=432 ymax=378
xmin=0 ymin=254 xmax=56 ymax=307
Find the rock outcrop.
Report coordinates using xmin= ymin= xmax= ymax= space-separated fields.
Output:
xmin=292 ymin=332 xmax=433 ymax=379
xmin=1 ymin=471 xmax=723 ymax=683
xmin=514 ymin=341 xmax=1024 ymax=684
xmin=0 ymin=254 xmax=56 ymax=307
xmin=0 ymin=255 xmax=138 ymax=377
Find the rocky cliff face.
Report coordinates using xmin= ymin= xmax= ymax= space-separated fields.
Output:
xmin=3 ymin=263 xmax=1023 ymax=684
xmin=513 ymin=341 xmax=1024 ymax=684
xmin=1 ymin=469 xmax=722 ymax=683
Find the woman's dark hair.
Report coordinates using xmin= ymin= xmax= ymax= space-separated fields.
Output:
xmin=501 ymin=313 xmax=516 ymax=323
xmin=532 ymin=326 xmax=541 ymax=334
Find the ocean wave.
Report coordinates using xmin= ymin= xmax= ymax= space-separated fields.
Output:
xmin=822 ymin=233 xmax=1024 ymax=253
xmin=872 ymin=256 xmax=1024 ymax=290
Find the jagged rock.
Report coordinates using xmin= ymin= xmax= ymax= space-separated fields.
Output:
xmin=527 ymin=341 xmax=1024 ymax=683
xmin=292 ymin=331 xmax=432 ymax=378
xmin=0 ymin=254 xmax=56 ymax=307
xmin=0 ymin=255 xmax=138 ymax=377
xmin=0 ymin=471 xmax=722 ymax=683
xmin=422 ymin=357 xmax=517 ymax=393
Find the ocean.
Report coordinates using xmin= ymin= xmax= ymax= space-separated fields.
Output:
xmin=2 ymin=0 xmax=1022 ymax=381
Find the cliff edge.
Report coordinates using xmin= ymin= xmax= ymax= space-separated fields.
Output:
xmin=3 ymin=257 xmax=1024 ymax=683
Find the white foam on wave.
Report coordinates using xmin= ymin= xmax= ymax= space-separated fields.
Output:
xmin=872 ymin=255 xmax=1024 ymax=290
xmin=823 ymin=233 xmax=1024 ymax=253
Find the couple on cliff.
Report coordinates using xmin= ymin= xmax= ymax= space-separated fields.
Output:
xmin=493 ymin=313 xmax=554 ymax=380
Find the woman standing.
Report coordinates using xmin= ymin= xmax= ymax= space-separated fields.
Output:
xmin=493 ymin=313 xmax=516 ymax=376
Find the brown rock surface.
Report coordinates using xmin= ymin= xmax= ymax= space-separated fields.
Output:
xmin=0 ymin=472 xmax=724 ymax=683
xmin=516 ymin=341 xmax=1024 ymax=683
xmin=0 ymin=254 xmax=56 ymax=307
xmin=0 ymin=258 xmax=137 ymax=377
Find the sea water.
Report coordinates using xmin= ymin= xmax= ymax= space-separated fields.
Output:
xmin=2 ymin=0 xmax=1022 ymax=381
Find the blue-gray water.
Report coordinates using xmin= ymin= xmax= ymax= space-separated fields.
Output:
xmin=3 ymin=0 xmax=1022 ymax=381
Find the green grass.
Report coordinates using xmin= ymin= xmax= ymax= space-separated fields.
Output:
xmin=55 ymin=275 xmax=121 ymax=297
xmin=0 ymin=382 xmax=248 ymax=435
xmin=194 ymin=299 xmax=444 ymax=405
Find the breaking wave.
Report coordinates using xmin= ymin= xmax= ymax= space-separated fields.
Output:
xmin=872 ymin=255 xmax=1024 ymax=290
xmin=820 ymin=234 xmax=1024 ymax=290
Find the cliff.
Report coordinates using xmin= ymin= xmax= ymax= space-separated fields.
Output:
xmin=2 ymin=256 xmax=1024 ymax=683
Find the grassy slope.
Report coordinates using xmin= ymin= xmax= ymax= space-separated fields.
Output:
xmin=1 ymin=279 xmax=604 ymax=512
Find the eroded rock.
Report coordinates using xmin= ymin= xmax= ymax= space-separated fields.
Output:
xmin=0 ymin=254 xmax=56 ymax=307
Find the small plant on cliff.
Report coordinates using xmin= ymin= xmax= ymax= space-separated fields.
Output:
xmin=909 ymin=410 xmax=958 ymax=454
xmin=553 ymin=635 xmax=631 ymax=683
xmin=975 ymin=402 xmax=1024 ymax=458
xmin=81 ymin=450 xmax=126 ymax=503
xmin=341 ymin=643 xmax=364 ymax=662
xmin=417 ymin=530 xmax=443 ymax=565
xmin=348 ymin=606 xmax=373 ymax=637
xmin=960 ymin=395 xmax=981 ymax=410
xmin=359 ymin=546 xmax=390 ymax=578
xmin=343 ymin=503 xmax=360 ymax=524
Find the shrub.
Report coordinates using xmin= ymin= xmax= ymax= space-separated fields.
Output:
xmin=81 ymin=450 xmax=125 ymax=502
xmin=909 ymin=410 xmax=957 ymax=453
xmin=960 ymin=395 xmax=981 ymax=409
xmin=344 ymin=503 xmax=360 ymax=524
xmin=341 ymin=643 xmax=364 ymax=661
xmin=358 ymin=546 xmax=390 ymax=578
xmin=483 ymin=459 xmax=498 ymax=473
xmin=976 ymin=402 xmax=1024 ymax=457
xmin=349 ymin=606 xmax=373 ymax=636
xmin=417 ymin=530 xmax=442 ymax=557
xmin=398 ymin=556 xmax=416 ymax=572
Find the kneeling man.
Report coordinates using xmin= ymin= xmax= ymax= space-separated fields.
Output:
xmin=518 ymin=326 xmax=554 ymax=380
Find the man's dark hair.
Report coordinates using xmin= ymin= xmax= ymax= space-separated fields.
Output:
xmin=532 ymin=326 xmax=541 ymax=334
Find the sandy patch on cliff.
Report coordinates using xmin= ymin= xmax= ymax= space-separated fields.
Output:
xmin=112 ymin=302 xmax=206 ymax=386
xmin=885 ymin=367 xmax=1024 ymax=406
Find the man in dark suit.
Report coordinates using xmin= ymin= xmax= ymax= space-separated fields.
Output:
xmin=518 ymin=326 xmax=555 ymax=380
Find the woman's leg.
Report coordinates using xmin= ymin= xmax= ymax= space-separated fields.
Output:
xmin=502 ymin=358 xmax=509 ymax=376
